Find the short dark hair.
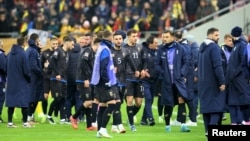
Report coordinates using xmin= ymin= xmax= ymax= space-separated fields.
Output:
xmin=127 ymin=29 xmax=138 ymax=36
xmin=102 ymin=30 xmax=112 ymax=39
xmin=207 ymin=28 xmax=219 ymax=36
xmin=29 ymin=33 xmax=39 ymax=41
xmin=96 ymin=31 xmax=104 ymax=39
xmin=17 ymin=37 xmax=25 ymax=46
xmin=146 ymin=35 xmax=156 ymax=44
xmin=63 ymin=36 xmax=74 ymax=42
xmin=50 ymin=35 xmax=58 ymax=41
xmin=162 ymin=30 xmax=175 ymax=36
xmin=93 ymin=38 xmax=102 ymax=44
xmin=224 ymin=34 xmax=233 ymax=40
xmin=84 ymin=32 xmax=93 ymax=37
xmin=174 ymin=30 xmax=183 ymax=40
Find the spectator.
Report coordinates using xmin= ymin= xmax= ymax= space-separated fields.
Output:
xmin=196 ymin=0 xmax=216 ymax=26
xmin=111 ymin=0 xmax=123 ymax=14
xmin=217 ymin=0 xmax=231 ymax=16
xmin=59 ymin=18 xmax=72 ymax=40
xmin=6 ymin=37 xmax=32 ymax=128
xmin=47 ymin=19 xmax=59 ymax=37
xmin=9 ymin=8 xmax=21 ymax=33
xmin=185 ymin=0 xmax=200 ymax=23
xmin=0 ymin=40 xmax=6 ymax=123
xmin=95 ymin=0 xmax=110 ymax=23
xmin=0 ymin=9 xmax=10 ymax=37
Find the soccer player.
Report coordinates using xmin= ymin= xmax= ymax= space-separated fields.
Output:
xmin=26 ymin=33 xmax=44 ymax=123
xmin=227 ymin=26 xmax=250 ymax=125
xmin=91 ymin=30 xmax=116 ymax=138
xmin=140 ymin=35 xmax=159 ymax=126
xmin=110 ymin=30 xmax=133 ymax=133
xmin=155 ymin=30 xmax=190 ymax=132
xmin=40 ymin=36 xmax=58 ymax=122
xmin=6 ymin=37 xmax=32 ymax=128
xmin=47 ymin=36 xmax=74 ymax=124
xmin=123 ymin=29 xmax=146 ymax=132
xmin=70 ymin=36 xmax=101 ymax=130
xmin=0 ymin=40 xmax=6 ymax=123
xmin=198 ymin=28 xmax=226 ymax=137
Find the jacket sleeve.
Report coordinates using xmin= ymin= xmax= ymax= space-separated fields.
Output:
xmin=154 ymin=49 xmax=164 ymax=75
xmin=28 ymin=49 xmax=43 ymax=77
xmin=22 ymin=54 xmax=31 ymax=83
xmin=81 ymin=50 xmax=92 ymax=81
xmin=211 ymin=44 xmax=225 ymax=85
xmin=100 ymin=49 xmax=110 ymax=83
xmin=234 ymin=42 xmax=247 ymax=78
xmin=50 ymin=51 xmax=61 ymax=76
xmin=180 ymin=45 xmax=189 ymax=78
xmin=0 ymin=53 xmax=7 ymax=75
xmin=141 ymin=47 xmax=147 ymax=70
xmin=125 ymin=49 xmax=137 ymax=72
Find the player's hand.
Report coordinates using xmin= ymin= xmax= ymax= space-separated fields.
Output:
xmin=140 ymin=70 xmax=146 ymax=79
xmin=135 ymin=71 xmax=140 ymax=77
xmin=219 ymin=84 xmax=225 ymax=91
xmin=56 ymin=75 xmax=61 ymax=81
xmin=194 ymin=76 xmax=198 ymax=82
xmin=84 ymin=80 xmax=90 ymax=88
xmin=44 ymin=60 xmax=49 ymax=68
xmin=144 ymin=69 xmax=150 ymax=78
xmin=105 ymin=82 xmax=111 ymax=87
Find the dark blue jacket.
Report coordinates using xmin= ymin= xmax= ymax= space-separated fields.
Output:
xmin=0 ymin=48 xmax=6 ymax=83
xmin=226 ymin=37 xmax=250 ymax=105
xmin=190 ymin=42 xmax=199 ymax=91
xmin=198 ymin=39 xmax=226 ymax=114
xmin=26 ymin=39 xmax=43 ymax=102
xmin=155 ymin=41 xmax=188 ymax=106
xmin=67 ymin=43 xmax=81 ymax=84
xmin=99 ymin=40 xmax=114 ymax=85
xmin=6 ymin=45 xmax=31 ymax=107
xmin=179 ymin=39 xmax=195 ymax=100
xmin=141 ymin=42 xmax=158 ymax=83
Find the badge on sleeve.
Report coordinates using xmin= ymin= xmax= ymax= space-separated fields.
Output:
xmin=84 ymin=52 xmax=89 ymax=57
xmin=53 ymin=51 xmax=58 ymax=58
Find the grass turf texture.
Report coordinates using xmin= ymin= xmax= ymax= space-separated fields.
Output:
xmin=0 ymin=97 xmax=230 ymax=141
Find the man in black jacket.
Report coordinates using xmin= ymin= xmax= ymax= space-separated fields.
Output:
xmin=0 ymin=40 xmax=6 ymax=123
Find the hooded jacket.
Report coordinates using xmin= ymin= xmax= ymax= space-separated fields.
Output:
xmin=6 ymin=44 xmax=31 ymax=107
xmin=67 ymin=43 xmax=81 ymax=84
xmin=198 ymin=38 xmax=226 ymax=113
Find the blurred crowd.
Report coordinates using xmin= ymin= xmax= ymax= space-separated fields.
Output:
xmin=0 ymin=0 xmax=248 ymax=38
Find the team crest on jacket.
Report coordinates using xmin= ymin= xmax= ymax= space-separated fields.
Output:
xmin=86 ymin=93 xmax=89 ymax=98
xmin=84 ymin=52 xmax=89 ymax=57
xmin=46 ymin=53 xmax=49 ymax=57
xmin=109 ymin=91 xmax=113 ymax=97
xmin=53 ymin=51 xmax=58 ymax=56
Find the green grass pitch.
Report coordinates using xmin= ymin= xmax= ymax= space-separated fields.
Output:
xmin=0 ymin=97 xmax=230 ymax=141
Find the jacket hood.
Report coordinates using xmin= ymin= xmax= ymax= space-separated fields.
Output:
xmin=142 ymin=42 xmax=148 ymax=48
xmin=0 ymin=48 xmax=5 ymax=53
xmin=234 ymin=36 xmax=248 ymax=44
xmin=102 ymin=39 xmax=113 ymax=49
xmin=10 ymin=44 xmax=24 ymax=55
xmin=200 ymin=38 xmax=214 ymax=53
xmin=190 ymin=42 xmax=199 ymax=49
xmin=180 ymin=38 xmax=189 ymax=45
xmin=28 ymin=39 xmax=41 ymax=52
xmin=71 ymin=43 xmax=81 ymax=53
